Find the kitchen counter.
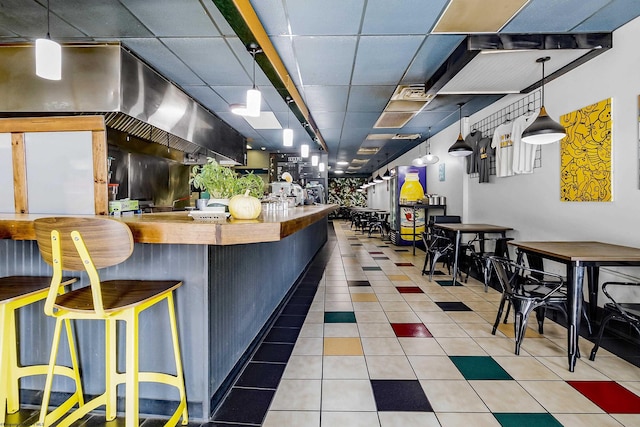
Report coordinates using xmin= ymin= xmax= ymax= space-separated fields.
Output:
xmin=0 ymin=203 xmax=336 ymax=421
xmin=0 ymin=204 xmax=337 ymax=245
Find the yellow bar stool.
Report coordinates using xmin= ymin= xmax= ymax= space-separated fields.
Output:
xmin=0 ymin=275 xmax=79 ymax=425
xmin=33 ymin=217 xmax=188 ymax=427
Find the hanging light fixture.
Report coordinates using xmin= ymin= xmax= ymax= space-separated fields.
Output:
xmin=421 ymin=127 xmax=439 ymax=165
xmin=373 ymin=161 xmax=383 ymax=183
xmin=35 ymin=0 xmax=61 ymax=80
xmin=301 ymin=144 xmax=309 ymax=158
xmin=411 ymin=141 xmax=425 ymax=166
xmin=232 ymin=44 xmax=262 ymax=117
xmin=448 ymin=103 xmax=473 ymax=157
xmin=319 ymin=162 xmax=325 ymax=172
xmin=311 ymin=155 xmax=319 ymax=166
xmin=522 ymin=57 xmax=566 ymax=145
xmin=283 ymin=97 xmax=294 ymax=147
xmin=382 ymin=153 xmax=392 ymax=180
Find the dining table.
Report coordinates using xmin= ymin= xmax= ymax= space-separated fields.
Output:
xmin=431 ymin=223 xmax=513 ymax=285
xmin=508 ymin=240 xmax=640 ymax=372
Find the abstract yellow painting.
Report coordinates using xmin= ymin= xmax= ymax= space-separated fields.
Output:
xmin=560 ymin=98 xmax=612 ymax=202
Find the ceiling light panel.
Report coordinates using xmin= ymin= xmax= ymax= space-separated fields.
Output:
xmin=357 ymin=147 xmax=380 ymax=155
xmin=439 ymin=49 xmax=590 ymax=95
xmin=243 ymin=111 xmax=283 ymax=129
xmin=366 ymin=134 xmax=396 ymax=140
xmin=433 ymin=0 xmax=530 ymax=33
xmin=374 ymin=112 xmax=416 ymax=128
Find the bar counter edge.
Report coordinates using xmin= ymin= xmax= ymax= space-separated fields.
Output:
xmin=0 ymin=204 xmax=337 ymax=421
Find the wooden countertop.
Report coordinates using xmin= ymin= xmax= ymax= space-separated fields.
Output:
xmin=0 ymin=204 xmax=338 ymax=245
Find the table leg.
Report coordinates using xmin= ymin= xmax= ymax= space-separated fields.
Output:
xmin=452 ymin=231 xmax=461 ymax=285
xmin=587 ymin=266 xmax=600 ymax=322
xmin=567 ymin=263 xmax=584 ymax=372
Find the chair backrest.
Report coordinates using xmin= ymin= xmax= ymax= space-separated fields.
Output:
xmin=494 ymin=237 xmax=514 ymax=259
xmin=526 ymin=253 xmax=545 ymax=280
xmin=34 ymin=217 xmax=134 ymax=271
xmin=429 ymin=215 xmax=461 ymax=225
xmin=489 ymin=256 xmax=517 ymax=295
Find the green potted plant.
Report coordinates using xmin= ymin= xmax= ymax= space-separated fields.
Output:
xmin=190 ymin=157 xmax=265 ymax=214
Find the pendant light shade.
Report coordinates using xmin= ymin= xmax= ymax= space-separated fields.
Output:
xmin=449 ymin=103 xmax=473 ymax=157
xmin=382 ymin=153 xmax=392 ymax=180
xmin=232 ymin=44 xmax=262 ymax=117
xmin=35 ymin=0 xmax=61 ymax=80
xmin=311 ymin=155 xmax=319 ymax=166
xmin=283 ymin=98 xmax=294 ymax=146
xmin=421 ymin=127 xmax=439 ymax=165
xmin=319 ymin=162 xmax=325 ymax=172
xmin=522 ymin=57 xmax=566 ymax=145
xmin=301 ymin=144 xmax=309 ymax=158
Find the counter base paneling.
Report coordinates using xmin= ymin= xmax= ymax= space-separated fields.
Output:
xmin=0 ymin=207 xmax=333 ymax=421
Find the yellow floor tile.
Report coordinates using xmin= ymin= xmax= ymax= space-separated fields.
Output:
xmin=351 ymin=293 xmax=379 ymax=302
xmin=387 ymin=274 xmax=410 ymax=281
xmin=324 ymin=337 xmax=364 ymax=356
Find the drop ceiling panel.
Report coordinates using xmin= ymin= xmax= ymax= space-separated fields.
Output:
xmin=122 ymin=38 xmax=204 ymax=86
xmin=0 ymin=0 xmax=85 ymax=38
xmin=51 ymin=1 xmax=152 ymax=37
xmin=404 ymin=110 xmax=455 ymax=128
xmin=347 ymin=86 xmax=396 ymax=112
xmin=573 ymin=0 xmax=640 ymax=32
xmin=287 ymin=0 xmax=365 ymax=36
xmin=361 ymin=0 xmax=449 ymax=35
xmin=344 ymin=112 xmax=382 ymax=129
xmin=433 ymin=0 xmax=529 ymax=33
xmin=292 ymin=36 xmax=358 ymax=85
xmin=270 ymin=37 xmax=301 ymax=86
xmin=120 ymin=0 xmax=220 ymax=37
xmin=210 ymin=85 xmax=253 ymax=107
xmin=352 ymin=35 xmax=424 ymax=85
xmin=402 ymin=35 xmax=465 ymax=83
xmin=302 ymin=86 xmax=350 ymax=112
xmin=250 ymin=0 xmax=289 ymax=36
xmin=201 ymin=1 xmax=237 ymax=36
xmin=162 ymin=37 xmax=249 ymax=86
xmin=504 ymin=0 xmax=614 ymax=33
xmin=313 ymin=112 xmax=346 ymax=130
xmin=183 ymin=86 xmax=230 ymax=112
xmin=438 ymin=49 xmax=591 ymax=94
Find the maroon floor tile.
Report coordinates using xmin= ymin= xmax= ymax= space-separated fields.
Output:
xmin=369 ymin=251 xmax=384 ymax=254
xmin=568 ymin=381 xmax=640 ymax=413
xmin=396 ymin=286 xmax=424 ymax=294
xmin=391 ymin=323 xmax=432 ymax=338
xmin=395 ymin=262 xmax=414 ymax=267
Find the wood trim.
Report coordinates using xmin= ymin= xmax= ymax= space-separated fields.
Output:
xmin=0 ymin=204 xmax=338 ymax=245
xmin=0 ymin=116 xmax=105 ymax=133
xmin=11 ymin=133 xmax=27 ymax=214
xmin=92 ymin=130 xmax=108 ymax=215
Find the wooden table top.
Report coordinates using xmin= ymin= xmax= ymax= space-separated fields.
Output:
xmin=0 ymin=204 xmax=338 ymax=246
xmin=433 ymin=223 xmax=513 ymax=233
xmin=509 ymin=241 xmax=640 ymax=263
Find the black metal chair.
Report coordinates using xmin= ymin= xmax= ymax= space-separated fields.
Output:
xmin=590 ymin=281 xmax=640 ymax=361
xmin=489 ymin=256 xmax=572 ymax=355
xmin=421 ymin=227 xmax=456 ymax=280
xmin=464 ymin=235 xmax=514 ymax=291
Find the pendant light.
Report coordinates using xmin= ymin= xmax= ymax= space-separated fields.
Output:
xmin=421 ymin=127 xmax=439 ymax=165
xmin=382 ymin=153 xmax=392 ymax=180
xmin=35 ymin=0 xmax=61 ymax=80
xmin=311 ymin=155 xmax=319 ymax=166
xmin=319 ymin=162 xmax=325 ymax=172
xmin=283 ymin=97 xmax=293 ymax=147
xmin=373 ymin=161 xmax=383 ymax=183
xmin=522 ymin=57 xmax=566 ymax=145
xmin=301 ymin=144 xmax=309 ymax=158
xmin=411 ymin=141 xmax=425 ymax=166
xmin=232 ymin=44 xmax=262 ymax=117
xmin=448 ymin=103 xmax=473 ymax=157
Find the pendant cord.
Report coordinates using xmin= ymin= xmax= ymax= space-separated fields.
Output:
xmin=541 ymin=59 xmax=545 ymax=106
xmin=46 ymin=0 xmax=51 ymax=39
xmin=251 ymin=50 xmax=256 ymax=90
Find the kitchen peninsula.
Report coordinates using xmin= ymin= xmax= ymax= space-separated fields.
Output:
xmin=0 ymin=204 xmax=336 ymax=421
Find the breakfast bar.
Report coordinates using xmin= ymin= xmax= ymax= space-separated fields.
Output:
xmin=0 ymin=205 xmax=336 ymax=421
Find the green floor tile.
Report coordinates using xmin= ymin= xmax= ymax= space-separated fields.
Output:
xmin=493 ymin=413 xmax=562 ymax=427
xmin=324 ymin=311 xmax=357 ymax=323
xmin=449 ymin=356 xmax=512 ymax=380
xmin=435 ymin=280 xmax=463 ymax=286
xmin=362 ymin=266 xmax=382 ymax=271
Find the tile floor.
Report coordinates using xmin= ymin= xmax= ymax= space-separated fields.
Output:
xmin=210 ymin=220 xmax=640 ymax=427
xmin=7 ymin=220 xmax=640 ymax=426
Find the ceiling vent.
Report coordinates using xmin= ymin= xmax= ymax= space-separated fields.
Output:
xmin=374 ymin=85 xmax=433 ymax=128
xmin=351 ymin=158 xmax=370 ymax=165
xmin=357 ymin=147 xmax=380 ymax=155
xmin=393 ymin=133 xmax=421 ymax=140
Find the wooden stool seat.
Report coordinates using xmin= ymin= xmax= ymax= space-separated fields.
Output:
xmin=55 ymin=280 xmax=181 ymax=313
xmin=33 ymin=217 xmax=188 ymax=427
xmin=0 ymin=276 xmax=79 ymax=425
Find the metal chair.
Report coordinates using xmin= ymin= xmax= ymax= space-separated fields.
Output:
xmin=421 ymin=227 xmax=456 ymax=281
xmin=34 ymin=217 xmax=188 ymax=427
xmin=590 ymin=281 xmax=640 ymax=361
xmin=464 ymin=235 xmax=513 ymax=291
xmin=489 ymin=256 xmax=571 ymax=355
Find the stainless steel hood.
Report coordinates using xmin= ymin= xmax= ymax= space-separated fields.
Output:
xmin=0 ymin=43 xmax=245 ymax=164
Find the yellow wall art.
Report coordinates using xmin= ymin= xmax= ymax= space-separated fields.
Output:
xmin=560 ymin=98 xmax=612 ymax=202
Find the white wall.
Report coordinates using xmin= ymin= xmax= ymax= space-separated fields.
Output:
xmin=464 ymin=16 xmax=640 ymax=285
